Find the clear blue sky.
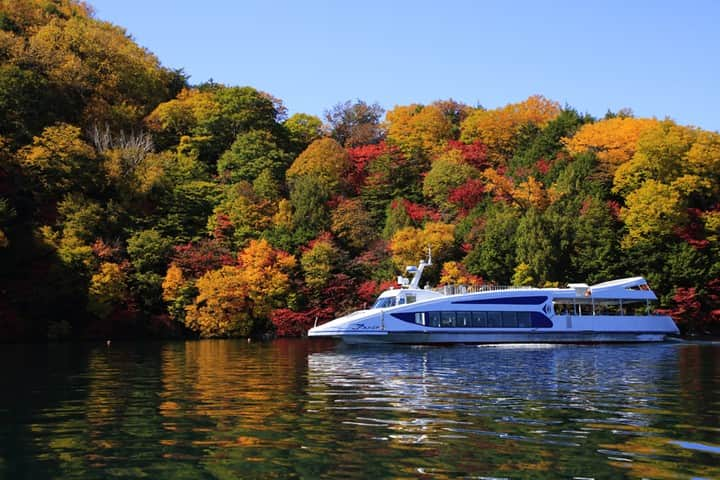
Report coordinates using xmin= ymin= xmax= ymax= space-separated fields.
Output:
xmin=89 ymin=0 xmax=719 ymax=132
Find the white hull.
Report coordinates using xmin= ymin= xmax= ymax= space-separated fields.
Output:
xmin=334 ymin=331 xmax=671 ymax=345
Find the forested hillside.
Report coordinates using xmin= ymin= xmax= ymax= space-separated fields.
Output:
xmin=1 ymin=0 xmax=718 ymax=341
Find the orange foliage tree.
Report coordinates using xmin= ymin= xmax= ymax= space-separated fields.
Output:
xmin=482 ymin=168 xmax=558 ymax=211
xmin=562 ymin=117 xmax=659 ymax=175
xmin=184 ymin=239 xmax=296 ymax=337
xmin=460 ymin=95 xmax=560 ymax=162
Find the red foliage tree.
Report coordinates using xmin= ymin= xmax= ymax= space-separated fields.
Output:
xmin=674 ymin=208 xmax=710 ymax=249
xmin=535 ymin=158 xmax=551 ymax=175
xmin=357 ymin=279 xmax=396 ymax=307
xmin=92 ymin=239 xmax=121 ymax=261
xmin=271 ymin=307 xmax=334 ymax=337
xmin=346 ymin=142 xmax=395 ymax=193
xmin=403 ymin=199 xmax=441 ymax=224
xmin=272 ymin=273 xmax=372 ymax=337
xmin=606 ymin=200 xmax=622 ymax=220
xmin=171 ymin=239 xmax=235 ymax=278
xmin=448 ymin=178 xmax=485 ymax=216
xmin=446 ymin=140 xmax=489 ymax=169
xmin=658 ymin=278 xmax=720 ymax=333
xmin=210 ymin=212 xmax=234 ymax=241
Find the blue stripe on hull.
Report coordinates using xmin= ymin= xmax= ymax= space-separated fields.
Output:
xmin=451 ymin=296 xmax=548 ymax=305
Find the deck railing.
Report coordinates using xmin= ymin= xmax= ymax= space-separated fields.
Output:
xmin=431 ymin=285 xmax=536 ymax=295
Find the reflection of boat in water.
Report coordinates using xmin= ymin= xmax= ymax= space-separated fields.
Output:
xmin=307 ymin=344 xmax=678 ymax=412
xmin=308 ymin=252 xmax=679 ymax=344
xmin=305 ymin=344 xmax=690 ymax=477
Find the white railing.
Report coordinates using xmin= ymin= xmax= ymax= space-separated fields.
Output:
xmin=431 ymin=285 xmax=536 ymax=295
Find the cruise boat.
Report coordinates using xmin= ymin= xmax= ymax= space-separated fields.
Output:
xmin=307 ymin=254 xmax=680 ymax=344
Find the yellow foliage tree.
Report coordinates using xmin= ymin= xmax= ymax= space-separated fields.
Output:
xmin=482 ymin=169 xmax=558 ymax=210
xmin=620 ymin=180 xmax=686 ymax=248
xmin=161 ymin=263 xmax=184 ymax=303
xmin=88 ymin=262 xmax=128 ymax=318
xmin=25 ymin=14 xmax=173 ymax=125
xmin=20 ymin=123 xmax=97 ymax=193
xmin=703 ymin=210 xmax=720 ymax=245
xmin=185 ymin=266 xmax=251 ymax=337
xmin=482 ymin=167 xmax=516 ymax=203
xmin=514 ymin=176 xmax=559 ymax=210
xmin=460 ymin=95 xmax=560 ymax=162
xmin=440 ymin=261 xmax=483 ymax=286
xmin=286 ymin=137 xmax=351 ymax=193
xmin=686 ymin=130 xmax=720 ymax=195
xmin=389 ymin=222 xmax=455 ymax=271
xmin=562 ymin=117 xmax=659 ymax=174
xmin=385 ymin=104 xmax=453 ymax=157
xmin=272 ymin=199 xmax=293 ymax=228
xmin=511 ymin=262 xmax=535 ymax=286
xmin=612 ymin=121 xmax=700 ymax=196
xmin=145 ymin=88 xmax=219 ymax=136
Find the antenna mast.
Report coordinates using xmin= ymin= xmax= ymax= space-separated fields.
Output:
xmin=409 ymin=246 xmax=432 ymax=289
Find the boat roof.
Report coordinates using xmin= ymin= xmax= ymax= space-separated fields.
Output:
xmin=378 ymin=277 xmax=658 ymax=302
xmin=554 ymin=277 xmax=657 ymax=301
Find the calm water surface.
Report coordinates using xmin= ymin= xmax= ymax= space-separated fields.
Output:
xmin=1 ymin=340 xmax=719 ymax=479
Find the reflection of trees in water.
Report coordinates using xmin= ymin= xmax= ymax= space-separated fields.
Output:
xmin=159 ymin=339 xmax=339 ymax=478
xmin=599 ymin=344 xmax=720 ymax=480
xmin=0 ymin=344 xmax=93 ymax=479
xmin=7 ymin=344 xmax=173 ymax=479
xmin=3 ymin=341 xmax=719 ymax=479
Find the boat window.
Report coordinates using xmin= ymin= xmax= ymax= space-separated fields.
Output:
xmin=501 ymin=312 xmax=518 ymax=328
xmin=441 ymin=311 xmax=456 ymax=327
xmin=398 ymin=295 xmax=406 ymax=305
xmin=428 ymin=311 xmax=441 ymax=327
xmin=487 ymin=312 xmax=502 ymax=328
xmin=456 ymin=311 xmax=471 ymax=327
xmin=406 ymin=294 xmax=417 ymax=304
xmin=517 ymin=311 xmax=531 ymax=328
xmin=471 ymin=311 xmax=487 ymax=327
xmin=372 ymin=296 xmax=397 ymax=309
xmin=579 ymin=304 xmax=593 ymax=316
xmin=414 ymin=312 xmax=426 ymax=326
xmin=554 ymin=302 xmax=571 ymax=315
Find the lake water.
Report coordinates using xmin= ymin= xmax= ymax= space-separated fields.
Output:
xmin=1 ymin=340 xmax=718 ymax=479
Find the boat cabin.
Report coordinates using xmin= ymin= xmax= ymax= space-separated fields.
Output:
xmin=371 ymin=288 xmax=441 ymax=309
xmin=552 ymin=277 xmax=659 ymax=316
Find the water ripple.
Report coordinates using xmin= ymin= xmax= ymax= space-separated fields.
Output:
xmin=0 ymin=341 xmax=719 ymax=479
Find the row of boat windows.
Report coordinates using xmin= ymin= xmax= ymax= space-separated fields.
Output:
xmin=553 ymin=302 xmax=654 ymax=316
xmin=414 ymin=311 xmax=533 ymax=328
